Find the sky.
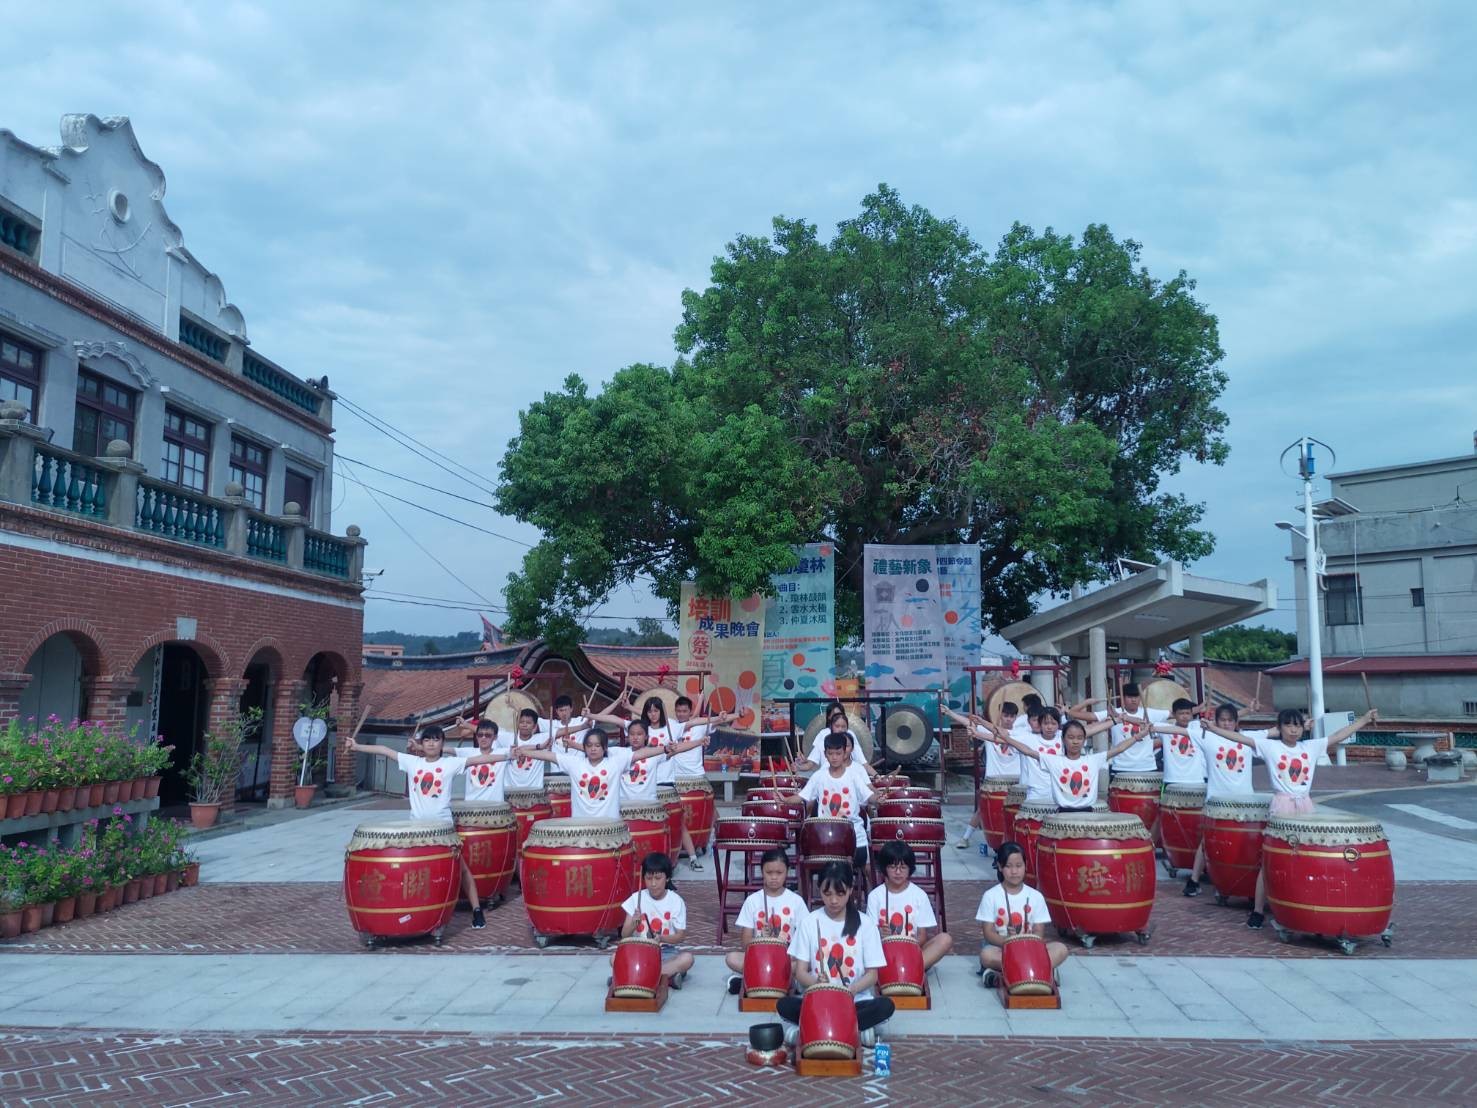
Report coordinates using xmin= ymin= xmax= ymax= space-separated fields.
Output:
xmin=6 ymin=2 xmax=1476 ymax=644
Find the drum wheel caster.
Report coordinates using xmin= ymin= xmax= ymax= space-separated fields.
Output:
xmin=1381 ymin=929 xmax=1394 ymax=948
xmin=1078 ymin=933 xmax=1097 ymax=950
xmin=1159 ymin=858 xmax=1177 ymax=878
xmin=433 ymin=933 xmax=445 ymax=947
xmin=533 ymin=934 xmax=551 ymax=949
xmin=1134 ymin=927 xmax=1153 ymax=946
xmin=1214 ymin=893 xmax=1229 ymax=907
xmin=595 ymin=934 xmax=612 ymax=950
xmin=1337 ymin=938 xmax=1357 ymax=956
xmin=1272 ymin=922 xmax=1291 ymax=944
xmin=361 ymin=934 xmax=377 ymax=950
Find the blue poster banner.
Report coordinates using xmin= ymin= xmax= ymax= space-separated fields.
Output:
xmin=935 ymin=544 xmax=982 ymax=710
xmin=762 ymin=543 xmax=836 ymax=731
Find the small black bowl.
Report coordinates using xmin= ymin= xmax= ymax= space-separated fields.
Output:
xmin=749 ymin=1022 xmax=784 ymax=1051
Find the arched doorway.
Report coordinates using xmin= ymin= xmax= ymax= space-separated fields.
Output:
xmin=300 ymin=651 xmax=349 ymax=788
xmin=154 ymin=645 xmax=210 ymax=807
xmin=19 ymin=632 xmax=91 ymax=724
xmin=238 ymin=649 xmax=281 ymax=803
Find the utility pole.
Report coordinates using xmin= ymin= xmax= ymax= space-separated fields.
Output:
xmin=1280 ymin=438 xmax=1334 ymax=763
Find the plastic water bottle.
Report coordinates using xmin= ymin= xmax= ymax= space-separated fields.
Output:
xmin=873 ymin=1042 xmax=891 ymax=1077
xmin=978 ymin=842 xmax=989 ymax=857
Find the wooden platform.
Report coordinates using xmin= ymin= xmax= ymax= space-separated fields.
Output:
xmin=795 ymin=1056 xmax=863 ymax=1077
xmin=997 ymin=981 xmax=1060 ymax=1009
xmin=739 ymin=994 xmax=780 ymax=1012
xmin=888 ymin=989 xmax=931 ymax=1011
xmin=604 ymin=977 xmax=670 ymax=1013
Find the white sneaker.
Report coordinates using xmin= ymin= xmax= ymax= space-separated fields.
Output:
xmin=953 ymin=835 xmax=972 ymax=849
xmin=859 ymin=1027 xmax=877 ymax=1048
xmin=782 ymin=1022 xmax=799 ymax=1048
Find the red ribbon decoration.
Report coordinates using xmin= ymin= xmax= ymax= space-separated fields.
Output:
xmin=509 ymin=664 xmax=526 ymax=688
xmin=1153 ymin=660 xmax=1173 ymax=677
xmin=1008 ymin=658 xmax=1021 ymax=680
xmin=656 ymin=663 xmax=671 ymax=683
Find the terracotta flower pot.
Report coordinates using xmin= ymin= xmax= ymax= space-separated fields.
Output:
xmin=76 ymin=892 xmax=97 ymax=918
xmin=183 ymin=862 xmax=201 ymax=887
xmin=123 ymin=879 xmax=141 ymax=904
xmin=1 ymin=910 xmax=21 ymax=938
xmin=55 ymin=787 xmax=75 ymax=813
xmin=89 ymin=783 xmax=105 ymax=807
xmin=294 ymin=784 xmax=318 ymax=809
xmin=189 ymin=803 xmax=221 ymax=829
xmin=40 ymin=789 xmax=60 ymax=814
xmin=24 ymin=790 xmax=43 ymax=816
xmin=152 ymin=873 xmax=168 ymax=896
xmin=21 ymin=905 xmax=41 ymax=933
xmin=164 ymin=872 xmax=179 ymax=893
xmin=53 ymin=897 xmax=76 ymax=924
xmin=132 ymin=778 xmax=148 ymax=801
xmin=145 ymin=776 xmax=162 ymax=799
xmin=103 ymin=782 xmax=120 ymax=804
xmin=104 ymin=886 xmax=122 ymax=912
xmin=4 ymin=793 xmax=26 ymax=819
xmin=39 ymin=901 xmax=55 ymax=927
xmin=137 ymin=878 xmax=154 ymax=901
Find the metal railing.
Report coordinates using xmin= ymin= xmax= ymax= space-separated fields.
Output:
xmin=31 ymin=447 xmax=109 ymax=519
xmin=135 ymin=479 xmax=226 ymax=548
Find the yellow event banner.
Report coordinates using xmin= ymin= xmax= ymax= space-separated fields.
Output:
xmin=677 ymin=582 xmax=764 ymax=742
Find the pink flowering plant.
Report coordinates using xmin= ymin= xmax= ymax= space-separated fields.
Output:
xmin=0 ymin=716 xmax=174 ymax=794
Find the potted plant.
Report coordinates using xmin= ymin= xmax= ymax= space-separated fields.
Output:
xmin=187 ymin=707 xmax=261 ymax=828
xmin=292 ymin=699 xmax=331 ymax=808
xmin=0 ymin=847 xmax=25 ymax=938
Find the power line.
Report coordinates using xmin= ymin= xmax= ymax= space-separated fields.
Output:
xmin=337 ymin=454 xmax=501 ymax=511
xmin=336 ymin=393 xmax=499 ymax=496
xmin=363 ymin=592 xmax=676 ymax=623
xmin=337 ymin=471 xmax=533 ymax=547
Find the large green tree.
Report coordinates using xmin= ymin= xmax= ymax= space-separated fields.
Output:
xmin=497 ymin=186 xmax=1228 ymax=646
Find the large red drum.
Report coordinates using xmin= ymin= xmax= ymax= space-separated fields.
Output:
xmin=799 ymin=817 xmax=856 ymax=860
xmin=747 ymin=787 xmax=799 ymax=803
xmin=868 ymin=817 xmax=946 ymax=848
xmin=519 ymin=818 xmax=635 ymax=942
xmin=1108 ymin=771 xmax=1163 ymax=844
xmin=743 ymin=936 xmax=793 ymax=999
xmin=507 ymin=788 xmax=553 ymax=853
xmin=610 ymin=936 xmax=663 ymax=998
xmin=344 ymin=819 xmax=461 ymax=944
xmin=875 ymin=796 xmax=942 ymax=820
xmin=760 ymin=773 xmax=805 ymax=792
xmin=545 ymin=776 xmax=572 ymax=819
xmin=657 ymin=785 xmax=683 ymax=854
xmin=1263 ymin=812 xmax=1394 ymax=946
xmin=1012 ymin=801 xmax=1058 ymax=886
xmin=676 ymin=776 xmax=716 ymax=852
xmin=875 ymin=786 xmax=935 ymax=802
xmin=1001 ymin=933 xmax=1055 ymax=995
xmin=877 ymin=934 xmax=926 ymax=997
xmin=798 ymin=983 xmax=860 ymax=1060
xmin=746 ymin=795 xmax=806 ymax=841
xmin=1003 ymin=784 xmax=1027 ymax=842
xmin=743 ymin=798 xmax=794 ymax=822
xmin=979 ymin=775 xmax=1016 ymax=851
xmin=714 ymin=815 xmax=790 ymax=852
xmin=1160 ymin=785 xmax=1206 ymax=873
xmin=872 ymin=774 xmax=911 ymax=791
xmin=450 ymin=802 xmax=517 ymax=903
xmin=1036 ymin=811 xmax=1155 ymax=941
xmin=1202 ymin=795 xmax=1270 ymax=903
xmin=621 ymin=802 xmax=671 ymax=880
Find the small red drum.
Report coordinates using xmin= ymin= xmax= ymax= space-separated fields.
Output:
xmin=1001 ymin=933 xmax=1055 ymax=995
xmin=1202 ymin=795 xmax=1271 ymax=903
xmin=799 ymin=817 xmax=856 ymax=860
xmin=875 ymin=786 xmax=935 ymax=802
xmin=1004 ymin=783 xmax=1027 ymax=842
xmin=747 ymin=787 xmax=799 ymax=803
xmin=868 ymin=816 xmax=946 ymax=848
xmin=760 ymin=774 xmax=805 ymax=792
xmin=874 ymin=796 xmax=942 ymax=820
xmin=1036 ymin=811 xmax=1155 ymax=940
xmin=1160 ymin=785 xmax=1206 ymax=872
xmin=545 ymin=776 xmax=572 ymax=819
xmin=1109 ymin=771 xmax=1163 ymax=844
xmin=877 ymin=934 xmax=926 ymax=996
xmin=450 ymin=801 xmax=517 ymax=903
xmin=621 ymin=802 xmax=671 ymax=879
xmin=1262 ymin=812 xmax=1394 ymax=944
xmin=657 ymin=785 xmax=683 ymax=854
xmin=743 ymin=798 xmax=793 ymax=822
xmin=798 ymin=983 xmax=860 ymax=1060
xmin=344 ymin=819 xmax=461 ymax=944
xmin=979 ymin=775 xmax=1016 ymax=851
xmin=676 ymin=776 xmax=716 ymax=851
xmin=747 ymin=794 xmax=806 ymax=837
xmin=610 ymin=936 xmax=664 ymax=998
xmin=520 ymin=818 xmax=635 ymax=941
xmin=714 ymin=815 xmax=790 ymax=852
xmin=742 ymin=936 xmax=793 ymax=999
xmin=507 ymin=788 xmax=553 ymax=853
xmin=1012 ymin=801 xmax=1058 ymax=886
xmin=872 ymin=774 xmax=911 ymax=791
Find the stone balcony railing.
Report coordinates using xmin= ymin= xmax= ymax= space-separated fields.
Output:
xmin=0 ymin=404 xmax=364 ymax=583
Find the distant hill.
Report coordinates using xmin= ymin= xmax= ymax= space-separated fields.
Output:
xmin=364 ymin=618 xmax=674 ymax=656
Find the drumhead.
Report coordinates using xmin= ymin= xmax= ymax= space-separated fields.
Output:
xmin=449 ymin=802 xmax=515 ymax=828
xmin=1038 ymin=810 xmax=1150 ymax=841
xmin=1014 ymin=801 xmax=1059 ymax=822
xmin=506 ymin=788 xmax=549 ymax=807
xmin=1110 ymin=772 xmax=1164 ymax=789
xmin=1203 ymin=794 xmax=1272 ymax=822
xmin=982 ymin=775 xmax=1018 ymax=791
xmin=544 ymin=776 xmax=572 ymax=795
xmin=675 ymin=776 xmax=714 ymax=794
xmin=620 ymin=803 xmax=671 ymax=823
xmin=1266 ymin=810 xmax=1386 ymax=846
xmin=523 ymin=817 xmax=632 ymax=849
xmin=347 ymin=818 xmax=459 ymax=850
xmin=1161 ymin=785 xmax=1207 ymax=809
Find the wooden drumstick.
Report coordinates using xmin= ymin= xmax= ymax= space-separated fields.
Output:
xmin=1360 ymin=671 xmax=1374 ymax=714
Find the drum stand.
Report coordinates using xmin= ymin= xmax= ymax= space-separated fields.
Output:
xmin=1271 ymin=920 xmax=1394 ymax=956
xmin=1065 ymin=923 xmax=1154 ymax=950
xmin=605 ymin=976 xmax=670 ymax=1013
xmin=739 ymin=991 xmax=783 ymax=1013
xmin=795 ymin=1055 xmax=863 ymax=1078
xmin=887 ymin=982 xmax=931 ymax=1011
xmin=996 ymin=978 xmax=1061 ymax=1010
xmin=531 ymin=927 xmax=619 ymax=950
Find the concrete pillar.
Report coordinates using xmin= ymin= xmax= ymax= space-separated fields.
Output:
xmin=82 ymin=675 xmax=140 ymax=732
xmin=1030 ymin=656 xmax=1055 ymax=704
xmin=1089 ymin=627 xmax=1109 ymax=753
xmin=268 ymin=678 xmax=309 ymax=807
xmin=1187 ymin=633 xmax=1204 ymax=664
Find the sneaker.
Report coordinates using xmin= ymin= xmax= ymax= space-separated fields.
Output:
xmin=1182 ymin=878 xmax=1200 ymax=898
xmin=471 ymin=907 xmax=486 ymax=929
xmin=982 ymin=969 xmax=1000 ymax=988
xmin=669 ymin=971 xmax=686 ymax=991
xmin=1247 ymin=911 xmax=1265 ymax=930
xmin=953 ymin=835 xmax=973 ymax=849
xmin=783 ymin=1023 xmax=799 ymax=1048
xmin=859 ymin=1027 xmax=877 ymax=1048
xmin=727 ymin=973 xmax=742 ymax=996
xmin=688 ymin=857 xmax=704 ymax=872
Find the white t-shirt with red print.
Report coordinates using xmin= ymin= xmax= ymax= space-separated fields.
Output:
xmin=1254 ymin=737 xmax=1322 ymax=798
xmin=1097 ymin=707 xmax=1170 ymax=772
xmin=620 ymin=888 xmax=688 ymax=942
xmin=787 ymin=907 xmax=888 ymax=1001
xmin=1199 ymin=729 xmax=1261 ymax=799
xmin=455 ymin=742 xmax=511 ymax=803
xmin=975 ymin=882 xmax=1052 ymax=936
xmin=1018 ymin=732 xmax=1063 ymax=803
xmin=866 ymin=881 xmax=938 ymax=939
xmin=1161 ymin=722 xmax=1207 ymax=785
xmin=554 ymin=747 xmax=633 ymax=820
xmin=395 ymin=753 xmax=466 ymax=821
xmin=539 ymin=714 xmax=591 ymax=747
xmin=736 ymin=888 xmax=809 ymax=942
xmin=666 ymin=720 xmax=708 ymax=777
xmin=806 ymin=731 xmax=868 ymax=771
xmin=1039 ymin=751 xmax=1108 ymax=809
xmin=620 ymin=746 xmax=662 ymax=802
xmin=799 ymin=764 xmax=874 ymax=846
xmin=646 ymin=725 xmax=676 ymax=785
xmin=974 ymin=722 xmax=1021 ymax=778
xmin=505 ymin=730 xmax=549 ymax=790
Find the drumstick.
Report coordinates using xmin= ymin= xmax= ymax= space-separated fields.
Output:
xmin=1360 ymin=672 xmax=1374 ymax=714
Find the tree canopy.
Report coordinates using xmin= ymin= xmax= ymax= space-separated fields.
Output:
xmin=497 ymin=186 xmax=1228 ymax=646
xmin=1197 ymin=624 xmax=1297 ymax=663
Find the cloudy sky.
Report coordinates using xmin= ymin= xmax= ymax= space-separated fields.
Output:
xmin=8 ymin=2 xmax=1476 ymax=642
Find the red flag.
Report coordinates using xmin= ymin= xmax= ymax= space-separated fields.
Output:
xmin=480 ymin=615 xmax=503 ymax=648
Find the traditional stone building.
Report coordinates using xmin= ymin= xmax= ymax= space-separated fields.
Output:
xmin=0 ymin=115 xmax=366 ymax=807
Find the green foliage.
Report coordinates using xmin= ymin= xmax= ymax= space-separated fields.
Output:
xmin=497 ymin=186 xmax=1228 ymax=641
xmin=583 ymin=619 xmax=678 ymax=647
xmin=187 ymin=707 xmax=261 ymax=805
xmin=1197 ymin=624 xmax=1297 ymax=663
xmin=0 ymin=717 xmax=173 ymax=793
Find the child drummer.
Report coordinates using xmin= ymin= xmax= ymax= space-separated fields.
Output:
xmin=867 ymin=840 xmax=953 ymax=969
xmin=618 ymin=852 xmax=694 ymax=989
xmin=992 ymin=715 xmax=1126 ymax=810
xmin=977 ymin=841 xmax=1068 ymax=986
xmin=725 ymin=847 xmax=808 ymax=994
xmin=944 ymin=701 xmax=1020 ymax=849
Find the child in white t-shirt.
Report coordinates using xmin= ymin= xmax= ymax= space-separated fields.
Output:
xmin=521 ymin=727 xmax=690 ymax=821
xmin=976 ymin=841 xmax=1068 ymax=986
xmin=997 ymin=717 xmax=1128 ymax=809
xmin=725 ymin=847 xmax=807 ymax=994
xmin=616 ymin=852 xmax=693 ymax=988
xmin=798 ymin=733 xmax=874 ymax=870
xmin=1151 ymin=699 xmax=1208 ymax=788
xmin=504 ymin=708 xmax=552 ymax=791
xmin=944 ymin=702 xmax=1021 ymax=849
xmin=795 ymin=705 xmax=877 ymax=778
xmin=1159 ymin=704 xmax=1261 ymax=900
xmin=454 ymin=719 xmax=512 ymax=803
xmin=866 ymin=840 xmax=953 ymax=970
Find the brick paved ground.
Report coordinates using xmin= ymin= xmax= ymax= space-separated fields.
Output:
xmin=3 ymin=879 xmax=1469 ymax=959
xmin=2 ymin=1028 xmax=1475 ymax=1106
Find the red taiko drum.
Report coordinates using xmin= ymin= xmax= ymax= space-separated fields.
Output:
xmin=1012 ymin=802 xmax=1058 ymax=886
xmin=1262 ymin=812 xmax=1394 ymax=944
xmin=520 ymin=817 xmax=635 ymax=941
xmin=760 ymin=774 xmax=805 ymax=792
xmin=1108 ymin=771 xmax=1163 ymax=844
xmin=799 ymin=982 xmax=860 ymax=1060
xmin=1036 ymin=811 xmax=1155 ymax=940
xmin=872 ymin=774 xmax=911 ymax=791
xmin=545 ymin=776 xmax=572 ymax=819
xmin=749 ymin=787 xmax=801 ymax=803
xmin=979 ymin=775 xmax=1016 ymax=851
xmin=1202 ymin=795 xmax=1270 ymax=903
xmin=1160 ymin=785 xmax=1206 ymax=872
xmin=875 ymin=786 xmax=935 ymax=802
xmin=450 ymin=802 xmax=517 ymax=903
xmin=1001 ymin=933 xmax=1055 ymax=995
xmin=622 ymin=802 xmax=671 ymax=880
xmin=877 ymin=934 xmax=926 ymax=997
xmin=875 ymin=796 xmax=942 ymax=820
xmin=610 ymin=936 xmax=664 ymax=998
xmin=743 ymin=798 xmax=793 ymax=821
xmin=868 ymin=816 xmax=946 ymax=848
xmin=676 ymin=776 xmax=716 ymax=851
xmin=507 ymin=788 xmax=554 ymax=853
xmin=657 ymin=785 xmax=683 ymax=854
xmin=743 ymin=936 xmax=793 ymax=999
xmin=715 ymin=815 xmax=790 ymax=852
xmin=1003 ymin=784 xmax=1027 ymax=843
xmin=343 ymin=819 xmax=461 ymax=944
xmin=799 ymin=817 xmax=856 ymax=860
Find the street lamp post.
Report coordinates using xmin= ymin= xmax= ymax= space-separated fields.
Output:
xmin=1279 ymin=437 xmax=1334 ymax=763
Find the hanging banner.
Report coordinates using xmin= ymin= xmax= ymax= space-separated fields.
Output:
xmin=762 ymin=543 xmax=836 ymax=732
xmin=936 ymin=543 xmax=982 ymax=711
xmin=678 ymin=584 xmax=764 ymax=770
xmin=863 ymin=544 xmax=947 ymax=709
